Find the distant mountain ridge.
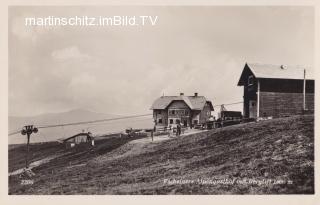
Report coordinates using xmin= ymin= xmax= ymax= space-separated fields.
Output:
xmin=9 ymin=109 xmax=153 ymax=144
xmin=9 ymin=109 xmax=120 ymax=130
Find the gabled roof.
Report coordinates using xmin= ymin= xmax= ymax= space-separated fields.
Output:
xmin=150 ymin=95 xmax=214 ymax=111
xmin=238 ymin=63 xmax=314 ymax=86
xmin=62 ymin=132 xmax=93 ymax=142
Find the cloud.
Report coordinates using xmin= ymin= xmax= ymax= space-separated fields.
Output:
xmin=11 ymin=15 xmax=39 ymax=42
xmin=69 ymin=72 xmax=96 ymax=87
xmin=10 ymin=13 xmax=59 ymax=43
xmin=51 ymin=46 xmax=91 ymax=61
xmin=8 ymin=6 xmax=314 ymax=117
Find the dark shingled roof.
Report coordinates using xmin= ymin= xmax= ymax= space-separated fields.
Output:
xmin=150 ymin=95 xmax=214 ymax=111
xmin=238 ymin=63 xmax=314 ymax=86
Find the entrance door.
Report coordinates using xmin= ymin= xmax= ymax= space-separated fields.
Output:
xmin=249 ymin=100 xmax=257 ymax=118
xmin=183 ymin=120 xmax=187 ymax=127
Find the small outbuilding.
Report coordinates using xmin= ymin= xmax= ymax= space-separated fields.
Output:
xmin=62 ymin=132 xmax=94 ymax=148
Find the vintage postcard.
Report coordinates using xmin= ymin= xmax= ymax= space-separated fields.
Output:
xmin=1 ymin=0 xmax=319 ymax=204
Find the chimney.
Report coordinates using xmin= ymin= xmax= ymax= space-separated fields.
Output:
xmin=180 ymin=93 xmax=184 ymax=96
xmin=194 ymin=92 xmax=198 ymax=97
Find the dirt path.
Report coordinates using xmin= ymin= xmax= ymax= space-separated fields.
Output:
xmin=90 ymin=129 xmax=207 ymax=164
xmin=9 ymin=153 xmax=66 ymax=176
xmin=9 ymin=129 xmax=207 ymax=175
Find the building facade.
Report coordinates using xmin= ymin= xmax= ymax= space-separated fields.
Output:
xmin=62 ymin=132 xmax=94 ymax=148
xmin=238 ymin=63 xmax=314 ymax=119
xmin=151 ymin=93 xmax=214 ymax=127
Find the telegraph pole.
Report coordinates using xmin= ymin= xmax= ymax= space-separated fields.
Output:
xmin=303 ymin=69 xmax=306 ymax=111
xmin=21 ymin=125 xmax=38 ymax=168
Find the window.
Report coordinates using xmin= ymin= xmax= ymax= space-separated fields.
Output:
xmin=185 ymin=110 xmax=189 ymax=115
xmin=170 ymin=110 xmax=175 ymax=115
xmin=176 ymin=119 xmax=180 ymax=124
xmin=248 ymin=75 xmax=254 ymax=86
xmin=177 ymin=110 xmax=184 ymax=115
xmin=158 ymin=119 xmax=162 ymax=123
xmin=169 ymin=119 xmax=173 ymax=124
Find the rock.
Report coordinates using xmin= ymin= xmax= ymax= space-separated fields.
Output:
xmin=271 ymin=156 xmax=283 ymax=161
xmin=275 ymin=139 xmax=282 ymax=144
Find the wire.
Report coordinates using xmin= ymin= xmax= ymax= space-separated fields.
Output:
xmin=8 ymin=130 xmax=21 ymax=136
xmin=8 ymin=113 xmax=152 ymax=136
xmin=80 ymin=116 xmax=153 ymax=127
xmin=37 ymin=113 xmax=152 ymax=129
xmin=8 ymin=100 xmax=243 ymax=136
xmin=213 ymin=101 xmax=243 ymax=108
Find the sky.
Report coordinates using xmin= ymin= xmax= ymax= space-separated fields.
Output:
xmin=8 ymin=6 xmax=314 ymax=117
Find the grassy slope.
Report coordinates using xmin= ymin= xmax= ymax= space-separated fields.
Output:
xmin=9 ymin=115 xmax=314 ymax=194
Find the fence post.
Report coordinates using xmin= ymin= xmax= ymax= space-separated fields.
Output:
xmin=151 ymin=131 xmax=154 ymax=141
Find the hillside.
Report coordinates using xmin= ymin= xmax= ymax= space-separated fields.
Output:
xmin=9 ymin=115 xmax=314 ymax=194
xmin=9 ymin=109 xmax=153 ymax=144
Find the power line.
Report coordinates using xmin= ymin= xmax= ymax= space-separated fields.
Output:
xmin=8 ymin=101 xmax=243 ymax=136
xmin=37 ymin=113 xmax=153 ymax=129
xmin=213 ymin=101 xmax=243 ymax=108
xmin=82 ymin=117 xmax=153 ymax=127
xmin=8 ymin=113 xmax=152 ymax=136
xmin=9 ymin=130 xmax=21 ymax=136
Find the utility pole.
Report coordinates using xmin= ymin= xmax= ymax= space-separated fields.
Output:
xmin=21 ymin=125 xmax=38 ymax=168
xmin=257 ymin=79 xmax=260 ymax=118
xmin=220 ymin=104 xmax=226 ymax=128
xmin=151 ymin=131 xmax=154 ymax=142
xmin=303 ymin=69 xmax=306 ymax=111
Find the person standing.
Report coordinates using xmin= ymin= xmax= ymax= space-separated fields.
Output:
xmin=177 ymin=123 xmax=181 ymax=136
xmin=175 ymin=123 xmax=179 ymax=136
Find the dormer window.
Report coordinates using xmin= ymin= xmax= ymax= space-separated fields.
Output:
xmin=248 ymin=75 xmax=254 ymax=86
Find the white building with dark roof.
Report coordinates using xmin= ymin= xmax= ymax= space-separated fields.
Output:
xmin=150 ymin=93 xmax=214 ymax=127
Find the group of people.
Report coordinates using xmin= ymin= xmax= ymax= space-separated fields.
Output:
xmin=168 ymin=122 xmax=182 ymax=137
xmin=153 ymin=122 xmax=183 ymax=138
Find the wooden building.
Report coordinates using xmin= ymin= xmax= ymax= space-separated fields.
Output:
xmin=150 ymin=93 xmax=214 ymax=128
xmin=237 ymin=63 xmax=314 ymax=119
xmin=220 ymin=111 xmax=242 ymax=121
xmin=62 ymin=132 xmax=94 ymax=148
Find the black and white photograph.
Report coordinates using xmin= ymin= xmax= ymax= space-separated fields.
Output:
xmin=3 ymin=1 xmax=319 ymax=200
